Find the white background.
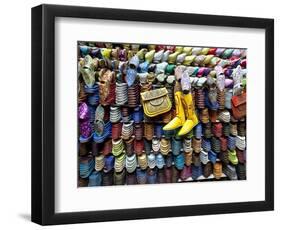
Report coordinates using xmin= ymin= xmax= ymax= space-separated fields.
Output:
xmin=55 ymin=18 xmax=265 ymax=212
xmin=0 ymin=0 xmax=279 ymax=229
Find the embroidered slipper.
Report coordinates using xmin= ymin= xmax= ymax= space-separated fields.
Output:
xmin=80 ymin=55 xmax=96 ymax=87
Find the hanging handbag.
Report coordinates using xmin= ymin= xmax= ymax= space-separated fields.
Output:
xmin=231 ymin=92 xmax=246 ymax=120
xmin=141 ymin=88 xmax=172 ymax=117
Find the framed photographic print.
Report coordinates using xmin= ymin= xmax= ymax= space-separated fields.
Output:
xmin=31 ymin=4 xmax=274 ymax=225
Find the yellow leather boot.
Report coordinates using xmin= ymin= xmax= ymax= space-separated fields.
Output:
xmin=163 ymin=91 xmax=185 ymax=130
xmin=178 ymin=93 xmax=199 ymax=136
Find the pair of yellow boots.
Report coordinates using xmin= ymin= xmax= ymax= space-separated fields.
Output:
xmin=163 ymin=91 xmax=198 ymax=136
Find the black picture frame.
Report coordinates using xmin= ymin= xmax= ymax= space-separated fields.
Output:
xmin=31 ymin=4 xmax=274 ymax=225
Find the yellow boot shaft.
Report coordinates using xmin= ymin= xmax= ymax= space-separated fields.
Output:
xmin=163 ymin=91 xmax=185 ymax=130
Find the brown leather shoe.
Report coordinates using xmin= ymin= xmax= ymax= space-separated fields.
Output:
xmin=98 ymin=69 xmax=116 ymax=105
xmin=238 ymin=120 xmax=246 ymax=136
xmin=217 ymin=89 xmax=225 ymax=109
xmin=192 ymin=137 xmax=202 ymax=153
xmin=144 ymin=123 xmax=154 ymax=140
xmin=112 ymin=122 xmax=122 ymax=140
xmin=184 ymin=151 xmax=193 ymax=166
xmin=213 ymin=162 xmax=222 ymax=179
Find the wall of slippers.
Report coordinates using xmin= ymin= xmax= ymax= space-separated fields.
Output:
xmin=78 ymin=42 xmax=247 ymax=187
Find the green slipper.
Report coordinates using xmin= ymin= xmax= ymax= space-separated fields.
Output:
xmin=165 ymin=64 xmax=176 ymax=75
xmin=228 ymin=149 xmax=238 ymax=165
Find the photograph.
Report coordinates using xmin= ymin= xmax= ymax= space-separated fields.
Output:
xmin=77 ymin=42 xmax=247 ymax=187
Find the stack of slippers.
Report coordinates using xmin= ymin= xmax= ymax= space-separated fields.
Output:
xmin=79 ymin=156 xmax=95 ymax=178
xmin=160 ymin=138 xmax=170 ymax=155
xmin=136 ymin=168 xmax=147 ymax=184
xmin=237 ymin=163 xmax=246 ymax=180
xmin=102 ymin=171 xmax=114 ymax=186
xmin=213 ymin=162 xmax=222 ymax=179
xmin=114 ymin=153 xmax=126 ymax=173
xmin=180 ymin=165 xmax=192 ymax=180
xmin=114 ymin=169 xmax=126 ymax=185
xmin=104 ymin=155 xmax=114 ymax=173
xmin=147 ymin=168 xmax=157 ymax=184
xmin=95 ymin=155 xmax=105 ymax=171
xmin=93 ymin=121 xmax=112 ymax=143
xmin=126 ymin=154 xmax=137 ymax=173
xmin=208 ymin=150 xmax=217 ymax=164
xmin=128 ymin=84 xmax=140 ymax=107
xmin=191 ymin=164 xmax=203 ymax=180
xmin=110 ymin=106 xmax=121 ymax=123
xmin=156 ymin=154 xmax=165 ymax=169
xmin=223 ymin=164 xmax=238 ymax=180
xmin=122 ymin=121 xmax=134 ymax=140
xmin=174 ymin=153 xmax=185 ymax=170
xmin=147 ymin=153 xmax=156 ymax=169
xmin=115 ymin=83 xmax=128 ymax=105
xmin=172 ymin=137 xmax=182 ymax=156
xmin=200 ymin=150 xmax=209 ymax=165
xmin=138 ymin=153 xmax=148 ymax=170
xmin=112 ymin=139 xmax=124 ymax=157
xmin=165 ymin=153 xmax=173 ymax=167
xmin=126 ymin=172 xmax=137 ymax=185
xmin=184 ymin=151 xmax=193 ymax=166
xmin=88 ymin=171 xmax=102 ymax=186
xmin=203 ymin=162 xmax=213 ymax=178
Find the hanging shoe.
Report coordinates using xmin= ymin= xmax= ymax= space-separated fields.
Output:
xmin=161 ymin=50 xmax=171 ymax=62
xmin=177 ymin=93 xmax=198 ymax=136
xmin=163 ymin=91 xmax=185 ymax=130
xmin=101 ymin=48 xmax=112 ymax=59
xmin=80 ymin=55 xmax=96 ymax=87
xmin=145 ymin=49 xmax=156 ymax=63
xmin=136 ymin=48 xmax=147 ymax=61
xmin=168 ymin=51 xmax=180 ymax=64
xmin=153 ymin=49 xmax=165 ymax=63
